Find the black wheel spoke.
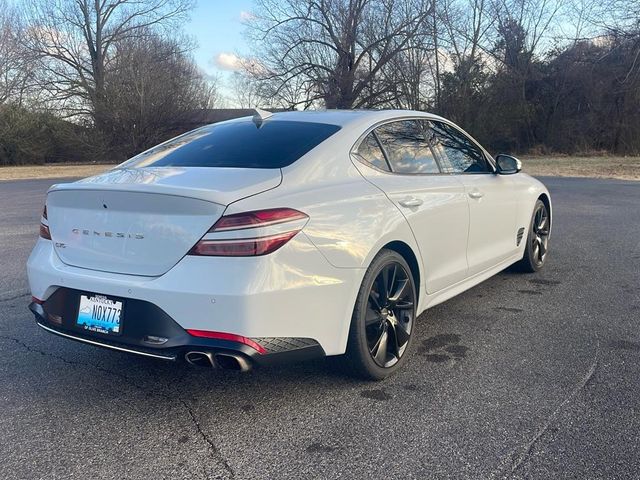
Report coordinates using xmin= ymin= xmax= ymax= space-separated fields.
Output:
xmin=365 ymin=260 xmax=416 ymax=368
xmin=369 ymin=289 xmax=382 ymax=310
xmin=388 ymin=278 xmax=409 ymax=305
xmin=370 ymin=324 xmax=389 ymax=365
xmin=389 ymin=264 xmax=397 ymax=296
xmin=533 ymin=241 xmax=540 ymax=261
xmin=530 ymin=204 xmax=550 ymax=266
xmin=538 ymin=211 xmax=547 ymax=231
xmin=389 ymin=319 xmax=410 ymax=354
xmin=539 ymin=237 xmax=547 ymax=257
xmin=365 ymin=306 xmax=380 ymax=325
xmin=379 ymin=265 xmax=391 ymax=300
xmin=395 ymin=300 xmax=414 ymax=309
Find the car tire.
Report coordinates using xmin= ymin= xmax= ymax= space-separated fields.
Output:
xmin=515 ymin=199 xmax=550 ymax=273
xmin=339 ymin=249 xmax=417 ymax=380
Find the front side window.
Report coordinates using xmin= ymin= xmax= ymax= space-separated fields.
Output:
xmin=374 ymin=120 xmax=440 ymax=174
xmin=119 ymin=120 xmax=342 ymax=169
xmin=354 ymin=132 xmax=390 ymax=171
xmin=429 ymin=121 xmax=490 ymax=173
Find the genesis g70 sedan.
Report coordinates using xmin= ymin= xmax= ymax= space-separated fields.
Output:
xmin=27 ymin=110 xmax=551 ymax=379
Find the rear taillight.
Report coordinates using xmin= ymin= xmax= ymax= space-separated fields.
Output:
xmin=39 ymin=204 xmax=51 ymax=240
xmin=189 ymin=208 xmax=308 ymax=257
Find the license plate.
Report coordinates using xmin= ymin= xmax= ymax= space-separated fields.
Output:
xmin=76 ymin=294 xmax=123 ymax=335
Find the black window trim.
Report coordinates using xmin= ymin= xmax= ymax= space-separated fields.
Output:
xmin=350 ymin=115 xmax=496 ymax=177
xmin=428 ymin=120 xmax=495 ymax=175
xmin=351 ymin=118 xmax=445 ymax=176
xmin=352 ymin=130 xmax=393 ymax=173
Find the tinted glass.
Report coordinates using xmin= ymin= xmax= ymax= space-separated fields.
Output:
xmin=354 ymin=132 xmax=389 ymax=171
xmin=120 ymin=120 xmax=342 ymax=169
xmin=375 ymin=120 xmax=440 ymax=174
xmin=429 ymin=121 xmax=489 ymax=173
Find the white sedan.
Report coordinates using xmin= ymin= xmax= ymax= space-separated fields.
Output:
xmin=27 ymin=110 xmax=551 ymax=379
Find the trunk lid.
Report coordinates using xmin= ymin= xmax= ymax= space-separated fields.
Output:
xmin=46 ymin=167 xmax=281 ymax=276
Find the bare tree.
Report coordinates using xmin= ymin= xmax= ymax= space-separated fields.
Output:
xmin=388 ymin=31 xmax=436 ymax=110
xmin=230 ymin=70 xmax=264 ymax=108
xmin=0 ymin=3 xmax=36 ymax=105
xmin=101 ymin=33 xmax=218 ymax=158
xmin=246 ymin=0 xmax=434 ymax=109
xmin=22 ymin=0 xmax=193 ymax=121
xmin=438 ymin=0 xmax=496 ymax=67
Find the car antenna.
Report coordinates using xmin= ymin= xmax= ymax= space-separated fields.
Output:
xmin=252 ymin=108 xmax=273 ymax=128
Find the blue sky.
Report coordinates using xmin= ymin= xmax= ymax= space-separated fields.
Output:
xmin=186 ymin=0 xmax=255 ymax=96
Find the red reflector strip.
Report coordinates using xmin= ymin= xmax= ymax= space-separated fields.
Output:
xmin=31 ymin=296 xmax=44 ymax=305
xmin=39 ymin=223 xmax=51 ymax=240
xmin=189 ymin=230 xmax=297 ymax=257
xmin=186 ymin=329 xmax=267 ymax=355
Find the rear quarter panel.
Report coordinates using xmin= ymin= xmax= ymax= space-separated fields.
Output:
xmin=225 ymin=139 xmax=426 ymax=310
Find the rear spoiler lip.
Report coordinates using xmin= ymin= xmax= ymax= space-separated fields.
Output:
xmin=47 ymin=166 xmax=283 ymax=207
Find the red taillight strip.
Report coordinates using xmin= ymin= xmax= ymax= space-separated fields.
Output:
xmin=31 ymin=296 xmax=44 ymax=305
xmin=40 ymin=203 xmax=51 ymax=240
xmin=186 ymin=329 xmax=267 ymax=354
xmin=190 ymin=230 xmax=298 ymax=257
xmin=39 ymin=223 xmax=52 ymax=240
xmin=190 ymin=208 xmax=308 ymax=257
xmin=210 ymin=208 xmax=308 ymax=232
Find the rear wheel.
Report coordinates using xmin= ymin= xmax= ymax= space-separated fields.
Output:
xmin=515 ymin=199 xmax=550 ymax=273
xmin=340 ymin=249 xmax=417 ymax=380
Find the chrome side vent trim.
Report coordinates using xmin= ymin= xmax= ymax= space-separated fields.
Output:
xmin=516 ymin=227 xmax=525 ymax=246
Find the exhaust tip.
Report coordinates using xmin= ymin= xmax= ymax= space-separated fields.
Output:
xmin=185 ymin=351 xmax=216 ymax=368
xmin=214 ymin=353 xmax=252 ymax=372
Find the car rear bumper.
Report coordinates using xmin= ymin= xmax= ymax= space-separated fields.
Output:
xmin=27 ymin=234 xmax=363 ymax=357
xmin=29 ymin=293 xmax=325 ymax=368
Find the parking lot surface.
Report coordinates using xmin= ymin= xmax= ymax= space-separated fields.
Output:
xmin=1 ymin=176 xmax=638 ymax=479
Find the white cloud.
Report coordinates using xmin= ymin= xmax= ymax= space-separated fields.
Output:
xmin=214 ymin=52 xmax=243 ymax=71
xmin=239 ymin=10 xmax=254 ymax=21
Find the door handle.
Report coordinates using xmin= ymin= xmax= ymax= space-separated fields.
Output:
xmin=399 ymin=197 xmax=423 ymax=208
xmin=468 ymin=190 xmax=484 ymax=199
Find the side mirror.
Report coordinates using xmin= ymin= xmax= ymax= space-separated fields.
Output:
xmin=495 ymin=154 xmax=522 ymax=175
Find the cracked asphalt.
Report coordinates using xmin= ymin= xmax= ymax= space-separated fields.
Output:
xmin=1 ymin=176 xmax=639 ymax=479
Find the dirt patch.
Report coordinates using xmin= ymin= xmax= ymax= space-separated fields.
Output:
xmin=522 ymin=156 xmax=640 ymax=181
xmin=0 ymin=163 xmax=117 ymax=181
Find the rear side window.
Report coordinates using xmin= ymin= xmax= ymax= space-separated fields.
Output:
xmin=429 ymin=121 xmax=490 ymax=173
xmin=353 ymin=132 xmax=390 ymax=171
xmin=120 ymin=120 xmax=342 ymax=169
xmin=374 ymin=120 xmax=440 ymax=174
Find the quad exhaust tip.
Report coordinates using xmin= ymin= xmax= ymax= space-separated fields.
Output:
xmin=185 ymin=351 xmax=252 ymax=372
xmin=185 ymin=351 xmax=216 ymax=368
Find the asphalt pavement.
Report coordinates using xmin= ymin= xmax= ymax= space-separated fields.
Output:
xmin=0 ymin=175 xmax=639 ymax=479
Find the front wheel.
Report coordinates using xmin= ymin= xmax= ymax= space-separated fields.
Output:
xmin=339 ymin=249 xmax=417 ymax=380
xmin=515 ymin=199 xmax=550 ymax=273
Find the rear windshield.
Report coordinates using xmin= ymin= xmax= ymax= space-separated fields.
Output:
xmin=119 ymin=120 xmax=342 ymax=169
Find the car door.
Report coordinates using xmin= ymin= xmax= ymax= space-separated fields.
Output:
xmin=429 ymin=120 xmax=519 ymax=276
xmin=352 ymin=119 xmax=469 ymax=293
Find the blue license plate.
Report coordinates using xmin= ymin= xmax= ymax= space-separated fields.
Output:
xmin=76 ymin=294 xmax=123 ymax=335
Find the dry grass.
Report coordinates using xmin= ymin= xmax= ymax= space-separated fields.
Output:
xmin=522 ymin=155 xmax=640 ymax=181
xmin=1 ymin=156 xmax=639 ymax=181
xmin=0 ymin=163 xmax=117 ymax=181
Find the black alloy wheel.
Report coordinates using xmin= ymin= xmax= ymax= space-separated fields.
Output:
xmin=366 ymin=262 xmax=415 ymax=367
xmin=531 ymin=202 xmax=550 ymax=266
xmin=516 ymin=199 xmax=551 ymax=273
xmin=340 ymin=249 xmax=417 ymax=380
